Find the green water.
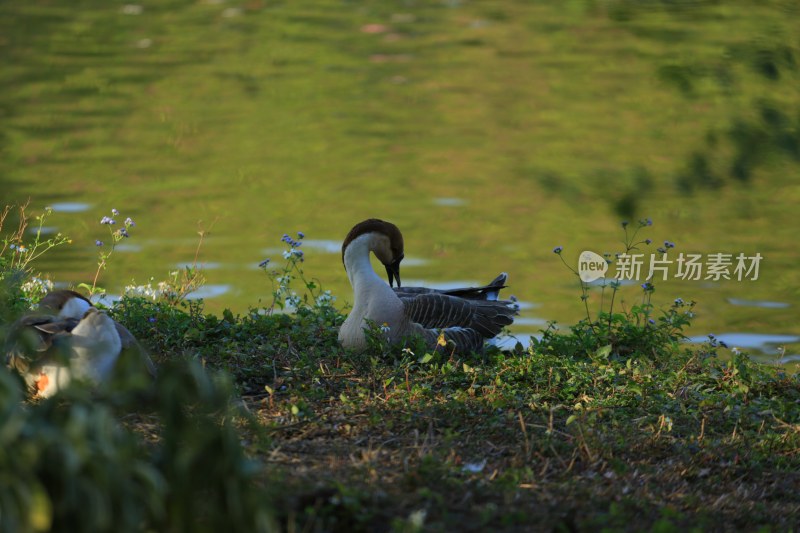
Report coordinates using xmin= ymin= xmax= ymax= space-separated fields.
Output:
xmin=2 ymin=0 xmax=799 ymax=363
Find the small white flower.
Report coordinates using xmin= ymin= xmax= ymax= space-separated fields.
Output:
xmin=315 ymin=290 xmax=336 ymax=306
xmin=125 ymin=280 xmax=165 ymax=301
xmin=21 ymin=277 xmax=54 ymax=300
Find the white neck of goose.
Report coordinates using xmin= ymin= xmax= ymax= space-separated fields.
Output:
xmin=343 ymin=232 xmax=391 ymax=289
xmin=59 ymin=296 xmax=92 ymax=319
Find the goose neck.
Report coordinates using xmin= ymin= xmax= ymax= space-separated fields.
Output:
xmin=344 ymin=234 xmax=384 ymax=288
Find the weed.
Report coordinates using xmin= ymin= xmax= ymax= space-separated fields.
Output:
xmin=83 ymin=209 xmax=137 ymax=298
xmin=259 ymin=231 xmax=335 ymax=315
xmin=545 ymin=219 xmax=695 ymax=362
xmin=0 ymin=202 xmax=70 ymax=319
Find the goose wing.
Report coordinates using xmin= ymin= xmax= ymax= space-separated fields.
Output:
xmin=114 ymin=322 xmax=157 ymax=378
xmin=393 ymin=273 xmax=508 ymax=301
xmin=5 ymin=315 xmax=79 ymax=372
xmin=401 ymin=292 xmax=516 ymax=337
xmin=421 ymin=326 xmax=486 ymax=353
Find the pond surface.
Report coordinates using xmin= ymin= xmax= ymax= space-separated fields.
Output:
xmin=2 ymin=1 xmax=798 ymax=367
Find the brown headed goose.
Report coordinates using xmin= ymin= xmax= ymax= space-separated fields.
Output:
xmin=5 ymin=289 xmax=156 ymax=397
xmin=338 ymin=219 xmax=517 ymax=353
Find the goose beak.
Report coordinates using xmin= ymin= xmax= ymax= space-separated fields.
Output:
xmin=385 ymin=259 xmax=402 ymax=288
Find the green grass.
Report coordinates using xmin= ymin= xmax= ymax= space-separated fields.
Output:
xmin=2 ymin=231 xmax=799 ymax=531
xmin=111 ymin=297 xmax=799 ymax=531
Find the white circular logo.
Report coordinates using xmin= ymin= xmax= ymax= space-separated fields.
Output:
xmin=578 ymin=250 xmax=608 ymax=282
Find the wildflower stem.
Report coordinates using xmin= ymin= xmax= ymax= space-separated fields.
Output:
xmin=607 ymin=288 xmax=618 ymax=330
xmin=193 ymin=218 xmax=216 ymax=268
xmin=556 ymin=252 xmax=597 ymax=331
xmin=91 ymin=250 xmax=110 ymax=295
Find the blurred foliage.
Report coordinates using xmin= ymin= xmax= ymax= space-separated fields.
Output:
xmin=0 ymin=358 xmax=274 ymax=533
xmin=0 ymin=204 xmax=69 ymax=322
xmin=677 ymin=100 xmax=800 ymax=192
xmin=0 ymin=214 xmax=275 ymax=532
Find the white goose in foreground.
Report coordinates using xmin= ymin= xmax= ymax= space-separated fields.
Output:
xmin=5 ymin=290 xmax=156 ymax=398
xmin=338 ymin=219 xmax=517 ymax=353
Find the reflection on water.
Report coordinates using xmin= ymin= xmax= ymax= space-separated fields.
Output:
xmin=688 ymin=333 xmax=800 ymax=354
xmin=186 ymin=285 xmax=233 ymax=300
xmin=302 ymin=240 xmax=342 ymax=254
xmin=50 ymin=203 xmax=92 ymax=213
xmin=513 ymin=300 xmax=539 ymax=311
xmin=494 ymin=333 xmax=542 ymax=350
xmin=260 ymin=248 xmax=287 ymax=258
xmin=176 ymin=261 xmax=222 ymax=270
xmin=28 ymin=226 xmax=58 ymax=235
xmin=513 ymin=317 xmax=548 ymax=327
xmin=399 ymin=257 xmax=430 ymax=267
xmin=727 ymin=298 xmax=790 ymax=309
xmin=432 ymin=198 xmax=467 ymax=207
xmin=775 ymin=354 xmax=800 ymax=365
xmin=115 ymin=243 xmax=143 ymax=253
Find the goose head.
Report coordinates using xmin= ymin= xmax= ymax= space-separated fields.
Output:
xmin=38 ymin=289 xmax=93 ymax=319
xmin=342 ymin=218 xmax=405 ymax=287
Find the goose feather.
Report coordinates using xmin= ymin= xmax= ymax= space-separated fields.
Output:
xmin=5 ymin=290 xmax=156 ymax=397
xmin=338 ymin=219 xmax=517 ymax=353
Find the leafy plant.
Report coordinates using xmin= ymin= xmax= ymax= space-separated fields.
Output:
xmin=259 ymin=231 xmax=335 ymax=315
xmin=0 ymin=203 xmax=71 ymax=317
xmin=545 ymin=219 xmax=694 ymax=361
xmin=0 ymin=357 xmax=275 ymax=533
xmin=0 ymin=203 xmax=71 ymax=277
xmin=80 ymin=208 xmax=138 ymax=298
xmin=123 ymin=222 xmax=210 ymax=307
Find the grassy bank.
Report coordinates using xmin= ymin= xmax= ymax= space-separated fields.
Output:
xmin=2 ymin=218 xmax=798 ymax=531
xmin=3 ymin=294 xmax=798 ymax=531
xmin=114 ymin=295 xmax=800 ymax=531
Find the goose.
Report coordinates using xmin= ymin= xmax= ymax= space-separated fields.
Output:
xmin=4 ymin=290 xmax=156 ymax=397
xmin=338 ymin=219 xmax=517 ymax=353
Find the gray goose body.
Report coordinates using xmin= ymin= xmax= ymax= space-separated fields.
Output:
xmin=338 ymin=219 xmax=517 ymax=353
xmin=4 ymin=290 xmax=156 ymax=397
